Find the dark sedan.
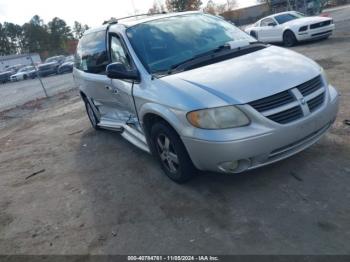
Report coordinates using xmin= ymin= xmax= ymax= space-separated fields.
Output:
xmin=0 ymin=71 xmax=12 ymax=84
xmin=37 ymin=55 xmax=65 ymax=77
xmin=58 ymin=61 xmax=74 ymax=74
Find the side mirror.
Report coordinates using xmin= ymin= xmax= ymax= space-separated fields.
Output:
xmin=268 ymin=23 xmax=277 ymax=27
xmin=106 ymin=62 xmax=140 ymax=81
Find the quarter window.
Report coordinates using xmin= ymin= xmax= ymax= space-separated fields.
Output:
xmin=75 ymin=30 xmax=109 ymax=74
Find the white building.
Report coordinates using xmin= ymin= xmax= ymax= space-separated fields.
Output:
xmin=0 ymin=53 xmax=41 ymax=71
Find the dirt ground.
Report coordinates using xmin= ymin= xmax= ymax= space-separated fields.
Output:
xmin=0 ymin=9 xmax=349 ymax=255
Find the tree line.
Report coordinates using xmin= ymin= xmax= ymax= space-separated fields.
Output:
xmin=148 ymin=0 xmax=238 ymax=14
xmin=1 ymin=0 xmax=344 ymax=57
xmin=0 ymin=15 xmax=89 ymax=57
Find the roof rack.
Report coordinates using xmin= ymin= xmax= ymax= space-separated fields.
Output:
xmin=102 ymin=12 xmax=167 ymax=25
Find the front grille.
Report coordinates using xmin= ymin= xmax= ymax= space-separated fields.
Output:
xmin=310 ymin=20 xmax=331 ymax=29
xmin=311 ymin=30 xmax=333 ymax=37
xmin=249 ymin=90 xmax=295 ymax=112
xmin=249 ymin=75 xmax=326 ymax=125
xmin=267 ymin=106 xmax=303 ymax=124
xmin=296 ymin=75 xmax=323 ymax=96
xmin=308 ymin=93 xmax=325 ymax=112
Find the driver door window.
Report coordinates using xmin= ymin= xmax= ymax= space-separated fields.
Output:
xmin=110 ymin=35 xmax=131 ymax=70
xmin=261 ymin=18 xmax=276 ymax=27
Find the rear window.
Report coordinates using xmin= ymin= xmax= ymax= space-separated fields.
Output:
xmin=75 ymin=30 xmax=109 ymax=74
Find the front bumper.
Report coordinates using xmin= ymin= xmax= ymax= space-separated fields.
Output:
xmin=297 ymin=24 xmax=335 ymax=41
xmin=182 ymin=85 xmax=339 ymax=173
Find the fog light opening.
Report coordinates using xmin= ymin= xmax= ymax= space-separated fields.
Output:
xmin=218 ymin=159 xmax=251 ymax=174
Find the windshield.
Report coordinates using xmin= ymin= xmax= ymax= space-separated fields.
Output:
xmin=45 ymin=57 xmax=58 ymax=63
xmin=275 ymin=12 xmax=306 ymax=24
xmin=126 ymin=14 xmax=255 ymax=74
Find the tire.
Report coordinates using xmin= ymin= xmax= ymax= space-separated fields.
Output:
xmin=283 ymin=30 xmax=297 ymax=47
xmin=150 ymin=121 xmax=196 ymax=183
xmin=23 ymin=75 xmax=28 ymax=80
xmin=83 ymin=97 xmax=100 ymax=130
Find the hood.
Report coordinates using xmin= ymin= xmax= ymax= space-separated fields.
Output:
xmin=285 ymin=16 xmax=331 ymax=27
xmin=12 ymin=70 xmax=35 ymax=77
xmin=160 ymin=45 xmax=321 ymax=105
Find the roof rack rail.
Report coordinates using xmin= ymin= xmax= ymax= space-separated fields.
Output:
xmin=102 ymin=12 xmax=167 ymax=25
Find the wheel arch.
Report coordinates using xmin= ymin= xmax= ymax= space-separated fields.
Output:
xmin=250 ymin=30 xmax=258 ymax=39
xmin=283 ymin=28 xmax=295 ymax=37
xmin=79 ymin=90 xmax=87 ymax=100
xmin=140 ymin=103 xmax=184 ymax=137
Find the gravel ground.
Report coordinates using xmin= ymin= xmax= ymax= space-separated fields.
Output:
xmin=0 ymin=6 xmax=349 ymax=255
xmin=0 ymin=73 xmax=75 ymax=111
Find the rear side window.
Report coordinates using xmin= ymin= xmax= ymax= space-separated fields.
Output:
xmin=75 ymin=30 xmax=109 ymax=74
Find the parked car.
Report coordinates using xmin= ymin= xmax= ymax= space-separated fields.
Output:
xmin=10 ymin=66 xmax=37 ymax=81
xmin=74 ymin=12 xmax=339 ymax=183
xmin=38 ymin=55 xmax=65 ymax=77
xmin=0 ymin=71 xmax=12 ymax=84
xmin=58 ymin=56 xmax=74 ymax=74
xmin=245 ymin=11 xmax=335 ymax=46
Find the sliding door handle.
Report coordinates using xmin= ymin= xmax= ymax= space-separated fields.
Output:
xmin=106 ymin=86 xmax=119 ymax=94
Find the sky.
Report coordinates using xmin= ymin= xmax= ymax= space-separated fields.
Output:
xmin=0 ymin=0 xmax=258 ymax=27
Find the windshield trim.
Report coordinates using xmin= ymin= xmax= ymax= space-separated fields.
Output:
xmin=126 ymin=13 xmax=256 ymax=76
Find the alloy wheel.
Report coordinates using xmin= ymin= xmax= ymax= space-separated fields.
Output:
xmin=156 ymin=134 xmax=179 ymax=174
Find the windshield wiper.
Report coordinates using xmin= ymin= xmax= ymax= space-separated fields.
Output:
xmin=169 ymin=44 xmax=232 ymax=72
xmin=152 ymin=45 xmax=230 ymax=77
xmin=152 ymin=42 xmax=266 ymax=78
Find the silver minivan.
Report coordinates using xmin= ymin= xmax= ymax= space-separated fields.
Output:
xmin=73 ymin=12 xmax=339 ymax=183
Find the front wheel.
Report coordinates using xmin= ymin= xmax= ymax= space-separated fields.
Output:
xmin=151 ymin=122 xmax=196 ymax=183
xmin=283 ymin=31 xmax=297 ymax=47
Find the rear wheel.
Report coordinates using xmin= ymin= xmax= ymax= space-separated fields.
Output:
xmin=83 ymin=97 xmax=100 ymax=130
xmin=23 ymin=75 xmax=27 ymax=80
xmin=283 ymin=30 xmax=297 ymax=47
xmin=150 ymin=122 xmax=196 ymax=183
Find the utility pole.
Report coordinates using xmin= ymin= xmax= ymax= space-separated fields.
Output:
xmin=28 ymin=54 xmax=48 ymax=98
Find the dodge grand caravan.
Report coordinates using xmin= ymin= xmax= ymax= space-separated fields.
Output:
xmin=73 ymin=12 xmax=339 ymax=183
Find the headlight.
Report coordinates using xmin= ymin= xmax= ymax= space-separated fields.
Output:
xmin=187 ymin=106 xmax=250 ymax=129
xmin=299 ymin=25 xmax=308 ymax=32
